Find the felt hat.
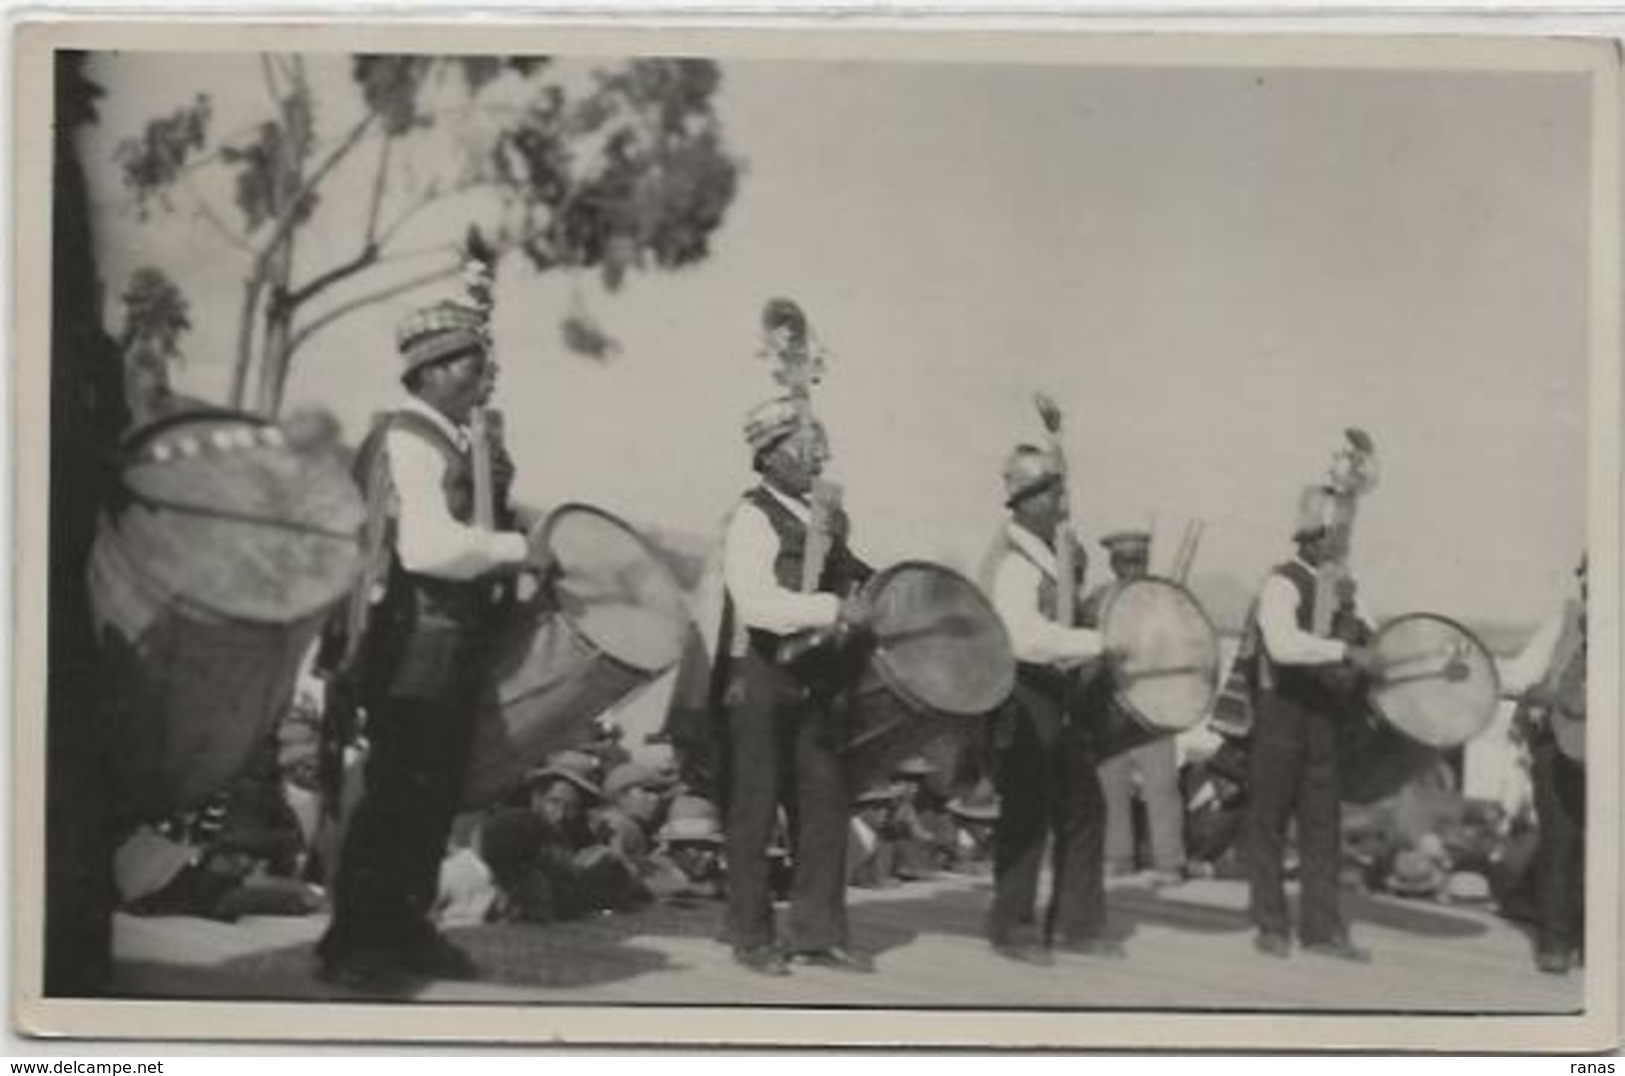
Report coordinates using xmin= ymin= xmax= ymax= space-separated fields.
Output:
xmin=603 ymin=761 xmax=678 ymax=801
xmin=1100 ymin=530 xmax=1152 ymax=558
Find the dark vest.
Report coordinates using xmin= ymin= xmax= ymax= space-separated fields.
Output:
xmin=1257 ymin=559 xmax=1333 ymax=709
xmin=741 ymin=484 xmax=866 ymax=660
xmin=353 ymin=407 xmax=515 ymax=701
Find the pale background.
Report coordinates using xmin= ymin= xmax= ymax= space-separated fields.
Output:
xmin=79 ymin=53 xmax=1589 ymax=635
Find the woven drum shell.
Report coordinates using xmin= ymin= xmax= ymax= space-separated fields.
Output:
xmin=87 ymin=411 xmax=362 ymax=816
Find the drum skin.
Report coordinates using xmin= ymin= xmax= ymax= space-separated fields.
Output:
xmin=1341 ymin=613 xmax=1500 ymax=804
xmin=461 ymin=504 xmax=689 ymax=807
xmin=842 ymin=561 xmax=1015 ymax=791
xmin=88 ymin=410 xmax=363 ymax=818
xmin=1092 ymin=577 xmax=1222 ymax=760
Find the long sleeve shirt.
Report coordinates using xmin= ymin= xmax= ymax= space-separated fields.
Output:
xmin=990 ymin=522 xmax=1104 ymax=668
xmin=387 ymin=396 xmax=528 ymax=581
xmin=722 ymin=484 xmax=842 ymax=635
xmin=1499 ymin=601 xmax=1579 ymax=698
xmin=1255 ymin=558 xmax=1362 ymax=667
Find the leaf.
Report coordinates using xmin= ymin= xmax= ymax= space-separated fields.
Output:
xmin=560 ymin=310 xmax=620 ymax=361
xmin=352 ymin=54 xmax=430 ymax=135
xmin=114 ymin=94 xmax=213 ymax=210
xmin=119 ymin=267 xmax=193 ymax=358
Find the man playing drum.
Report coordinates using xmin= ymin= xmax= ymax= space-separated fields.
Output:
xmin=720 ymin=398 xmax=873 ymax=976
xmin=316 ymin=301 xmax=538 ymax=990
xmin=985 ymin=445 xmax=1122 ymax=966
xmin=1501 ymin=553 xmax=1588 ymax=975
xmin=1244 ymin=485 xmax=1380 ymax=963
xmin=1084 ymin=530 xmax=1187 ymax=886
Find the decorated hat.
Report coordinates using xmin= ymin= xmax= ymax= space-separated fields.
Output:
xmin=1100 ymin=530 xmax=1152 ymax=558
xmin=1293 ymin=484 xmax=1338 ymax=540
xmin=603 ymin=761 xmax=678 ymax=801
xmin=396 ymin=301 xmax=487 ymax=384
xmin=854 ymin=783 xmax=904 ymax=807
xmin=1002 ymin=444 xmax=1062 ymax=507
xmin=657 ymin=795 xmax=723 ymax=845
xmin=744 ymin=396 xmax=809 ymax=454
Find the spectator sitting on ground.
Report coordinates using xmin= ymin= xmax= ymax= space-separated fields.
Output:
xmin=654 ymin=795 xmax=728 ymax=901
xmin=890 ymin=756 xmax=959 ymax=881
xmin=847 ymin=784 xmax=904 ymax=889
xmin=944 ymin=780 xmax=1000 ymax=876
xmin=591 ymin=762 xmax=683 ymax=900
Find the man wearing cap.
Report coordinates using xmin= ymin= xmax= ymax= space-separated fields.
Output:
xmin=720 ymin=396 xmax=873 ymax=975
xmin=656 ymin=795 xmax=727 ymax=900
xmin=316 ymin=300 xmax=538 ymax=989
xmin=1083 ymin=531 xmax=1187 ymax=886
xmin=1501 ymin=553 xmax=1588 ymax=974
xmin=983 ymin=444 xmax=1117 ymax=966
xmin=1243 ymin=485 xmax=1380 ymax=963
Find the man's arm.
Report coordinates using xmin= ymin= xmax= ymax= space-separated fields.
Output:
xmin=723 ymin=501 xmax=841 ymax=635
xmin=1257 ymin=573 xmax=1349 ymax=666
xmin=991 ymin=555 xmax=1104 ymax=666
xmin=387 ymin=428 xmax=528 ymax=580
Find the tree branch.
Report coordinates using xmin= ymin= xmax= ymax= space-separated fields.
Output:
xmin=254 ymin=110 xmax=377 ymax=256
xmin=181 ymin=173 xmax=255 ymax=255
xmin=229 ymin=271 xmax=266 ymax=408
xmin=284 ymin=243 xmax=379 ymax=310
xmin=259 ymin=53 xmax=282 ymax=107
xmin=364 ymin=134 xmax=394 ymax=245
xmin=284 ymin=261 xmax=462 ymax=359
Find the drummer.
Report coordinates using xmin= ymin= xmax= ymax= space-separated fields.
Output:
xmin=1244 ymin=485 xmax=1380 ymax=963
xmin=984 ymin=444 xmax=1120 ymax=965
xmin=1083 ymin=530 xmax=1187 ymax=886
xmin=719 ymin=397 xmax=873 ymax=976
xmin=316 ymin=300 xmax=539 ymax=990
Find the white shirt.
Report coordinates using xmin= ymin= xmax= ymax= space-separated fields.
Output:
xmin=386 ymin=396 xmax=528 ymax=581
xmin=722 ymin=483 xmax=842 ymax=635
xmin=990 ymin=522 xmax=1104 ymax=667
xmin=1500 ymin=600 xmax=1579 ymax=698
xmin=1255 ymin=558 xmax=1357 ymax=666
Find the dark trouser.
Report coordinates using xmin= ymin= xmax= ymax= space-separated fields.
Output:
xmin=725 ymin=652 xmax=849 ymax=953
xmin=320 ymin=692 xmax=476 ymax=960
xmin=1245 ymin=688 xmax=1345 ymax=944
xmin=989 ymin=684 xmax=1107 ymax=945
xmin=1530 ymin=734 xmax=1585 ymax=958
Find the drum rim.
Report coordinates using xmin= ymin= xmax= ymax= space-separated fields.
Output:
xmin=1368 ymin=610 xmax=1503 ymax=744
xmin=120 ymin=407 xmax=270 ymax=456
xmin=538 ymin=500 xmax=688 ymax=670
xmin=866 ymin=558 xmax=1015 ymax=718
xmin=1098 ymin=573 xmax=1221 ymax=734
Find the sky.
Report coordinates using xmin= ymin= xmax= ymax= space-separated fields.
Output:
xmin=79 ymin=51 xmax=1592 ymax=630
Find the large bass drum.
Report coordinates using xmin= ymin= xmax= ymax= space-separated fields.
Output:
xmin=461 ymin=503 xmax=689 ymax=807
xmin=87 ymin=410 xmax=364 ymax=818
xmin=1090 ymin=577 xmax=1222 ymax=759
xmin=840 ymin=561 xmax=1015 ymax=792
xmin=1340 ymin=612 xmax=1500 ymax=803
